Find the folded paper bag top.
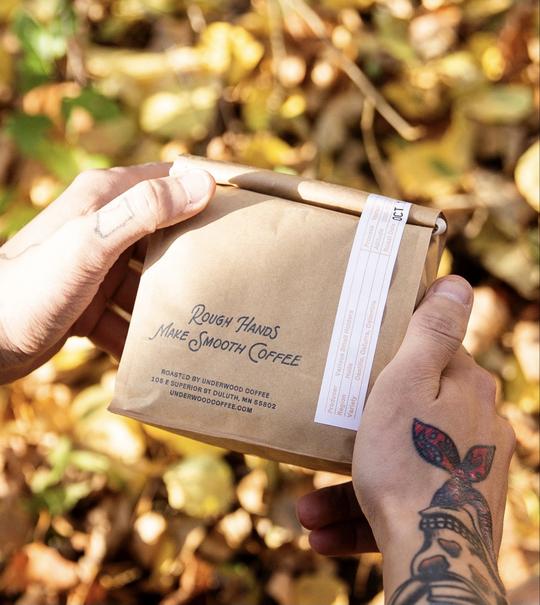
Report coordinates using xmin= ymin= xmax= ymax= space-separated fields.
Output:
xmin=110 ymin=156 xmax=446 ymax=474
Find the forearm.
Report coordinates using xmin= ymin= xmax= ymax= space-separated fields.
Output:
xmin=380 ymin=517 xmax=507 ymax=605
xmin=374 ymin=419 xmax=508 ymax=605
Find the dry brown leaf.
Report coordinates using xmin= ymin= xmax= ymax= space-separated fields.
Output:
xmin=22 ymin=82 xmax=81 ymax=129
xmin=0 ymin=495 xmax=33 ymax=563
xmin=513 ymin=321 xmax=540 ymax=383
xmin=292 ymin=571 xmax=349 ymax=605
xmin=237 ymin=468 xmax=269 ymax=515
xmin=463 ymin=286 xmax=510 ymax=356
xmin=0 ymin=543 xmax=79 ymax=593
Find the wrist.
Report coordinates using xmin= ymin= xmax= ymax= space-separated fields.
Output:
xmin=372 ymin=507 xmax=426 ymax=601
xmin=360 ymin=494 xmax=421 ymax=553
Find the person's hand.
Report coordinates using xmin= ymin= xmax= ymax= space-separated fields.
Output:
xmin=297 ymin=277 xmax=515 ymax=575
xmin=0 ymin=163 xmax=215 ymax=384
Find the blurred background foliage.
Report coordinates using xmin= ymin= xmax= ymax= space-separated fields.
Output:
xmin=0 ymin=0 xmax=538 ymax=604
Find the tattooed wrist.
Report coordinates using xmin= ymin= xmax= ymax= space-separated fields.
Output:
xmin=386 ymin=419 xmax=507 ymax=605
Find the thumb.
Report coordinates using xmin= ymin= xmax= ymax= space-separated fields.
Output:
xmin=89 ymin=169 xmax=215 ymax=258
xmin=35 ymin=170 xmax=214 ymax=332
xmin=56 ymin=169 xmax=214 ymax=275
xmin=393 ymin=276 xmax=473 ymax=377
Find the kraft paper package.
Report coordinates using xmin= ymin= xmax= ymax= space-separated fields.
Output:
xmin=110 ymin=155 xmax=446 ymax=474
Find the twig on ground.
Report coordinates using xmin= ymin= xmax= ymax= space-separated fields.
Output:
xmin=361 ymin=98 xmax=401 ymax=198
xmin=281 ymin=0 xmax=425 ymax=141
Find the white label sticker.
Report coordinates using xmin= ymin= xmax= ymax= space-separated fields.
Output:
xmin=314 ymin=194 xmax=411 ymax=430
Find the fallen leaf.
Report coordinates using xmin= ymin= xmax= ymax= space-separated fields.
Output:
xmin=390 ymin=110 xmax=473 ymax=199
xmin=143 ymin=423 xmax=226 ymax=457
xmin=0 ymin=495 xmax=33 ymax=564
xmin=464 ymin=286 xmax=510 ymax=356
xmin=515 ymin=141 xmax=540 ymax=212
xmin=0 ymin=543 xmax=78 ymax=593
xmin=461 ymin=84 xmax=533 ymax=125
xmin=237 ymin=468 xmax=269 ymax=515
xmin=513 ymin=321 xmax=540 ymax=383
xmin=164 ymin=455 xmax=234 ymax=518
xmin=292 ymin=571 xmax=349 ymax=605
xmin=217 ymin=508 xmax=252 ymax=549
xmin=72 ymin=384 xmax=146 ymax=465
xmin=140 ymin=84 xmax=219 ymax=140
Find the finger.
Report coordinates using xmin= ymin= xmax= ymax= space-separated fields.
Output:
xmin=2 ymin=163 xmax=173 ymax=257
xmin=308 ymin=520 xmax=378 ymax=556
xmin=297 ymin=482 xmax=364 ymax=530
xmin=393 ymin=276 xmax=473 ymax=381
xmin=133 ymin=237 xmax=149 ymax=264
xmin=89 ymin=307 xmax=129 ymax=360
xmin=60 ymin=163 xmax=175 ymax=212
xmin=70 ymin=249 xmax=132 ymax=338
xmin=111 ymin=267 xmax=140 ymax=315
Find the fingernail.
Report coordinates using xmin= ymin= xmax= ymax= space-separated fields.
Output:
xmin=178 ymin=170 xmax=213 ymax=206
xmin=430 ymin=277 xmax=473 ymax=306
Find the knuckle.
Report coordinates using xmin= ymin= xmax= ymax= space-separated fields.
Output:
xmin=71 ymin=169 xmax=117 ymax=214
xmin=72 ymin=168 xmax=108 ymax=190
xmin=417 ymin=311 xmax=463 ymax=346
xmin=70 ymin=217 xmax=103 ymax=266
xmin=132 ymin=180 xmax=161 ymax=231
xmin=79 ymin=215 xmax=111 ymax=268
xmin=473 ymin=367 xmax=497 ymax=399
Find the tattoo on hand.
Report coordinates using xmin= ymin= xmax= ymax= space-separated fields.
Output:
xmin=0 ymin=243 xmax=39 ymax=261
xmin=95 ymin=197 xmax=134 ymax=238
xmin=388 ymin=419 xmax=507 ymax=605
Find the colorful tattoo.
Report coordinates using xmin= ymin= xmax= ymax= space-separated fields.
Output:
xmin=388 ymin=419 xmax=507 ymax=605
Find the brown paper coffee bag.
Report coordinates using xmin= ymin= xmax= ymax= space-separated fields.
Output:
xmin=110 ymin=156 xmax=446 ymax=473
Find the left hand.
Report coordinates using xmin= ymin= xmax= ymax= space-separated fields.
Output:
xmin=297 ymin=276 xmax=513 ymax=564
xmin=0 ymin=162 xmax=215 ymax=384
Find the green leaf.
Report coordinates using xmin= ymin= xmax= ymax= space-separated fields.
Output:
xmin=36 ymin=143 xmax=110 ymax=183
xmin=374 ymin=7 xmax=419 ymax=66
xmin=30 ymin=437 xmax=72 ymax=493
xmin=0 ymin=205 xmax=40 ymax=238
xmin=4 ymin=111 xmax=52 ymax=155
xmin=62 ymin=87 xmax=121 ymax=123
xmin=0 ymin=188 xmax=14 ymax=214
xmin=32 ymin=481 xmax=93 ymax=515
xmin=69 ymin=450 xmax=111 ymax=474
xmin=430 ymin=158 xmax=459 ymax=178
xmin=461 ymin=84 xmax=533 ymax=125
xmin=4 ymin=112 xmax=110 ymax=182
xmin=47 ymin=435 xmax=72 ymax=468
xmin=11 ymin=8 xmax=74 ymax=91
